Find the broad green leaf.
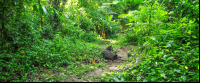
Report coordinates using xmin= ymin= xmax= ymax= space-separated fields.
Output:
xmin=181 ymin=17 xmax=187 ymax=22
xmin=131 ymin=70 xmax=137 ymax=74
xmin=149 ymin=36 xmax=156 ymax=41
xmin=158 ymin=62 xmax=164 ymax=65
xmin=112 ymin=77 xmax=119 ymax=82
xmin=189 ymin=58 xmax=199 ymax=63
xmin=102 ymin=3 xmax=112 ymax=6
xmin=143 ymin=41 xmax=149 ymax=46
xmin=160 ymin=73 xmax=166 ymax=79
xmin=60 ymin=16 xmax=64 ymax=20
xmin=105 ymin=15 xmax=108 ymax=21
xmin=143 ymin=79 xmax=148 ymax=82
xmin=43 ymin=74 xmax=49 ymax=77
xmin=126 ymin=23 xmax=133 ymax=26
xmin=192 ymin=35 xmax=197 ymax=39
xmin=166 ymin=44 xmax=171 ymax=47
xmin=118 ymin=14 xmax=127 ymax=18
xmin=166 ymin=57 xmax=174 ymax=62
xmin=108 ymin=15 xmax=113 ymax=22
xmin=50 ymin=8 xmax=54 ymax=13
xmin=164 ymin=49 xmax=169 ymax=52
xmin=168 ymin=11 xmax=175 ymax=15
xmin=180 ymin=76 xmax=187 ymax=81
xmin=137 ymin=76 xmax=141 ymax=81
xmin=186 ymin=42 xmax=190 ymax=46
xmin=187 ymin=30 xmax=192 ymax=34
xmin=185 ymin=66 xmax=188 ymax=69
xmin=112 ymin=0 xmax=119 ymax=4
xmin=64 ymin=14 xmax=69 ymax=18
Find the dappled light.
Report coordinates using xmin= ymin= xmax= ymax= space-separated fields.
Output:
xmin=0 ymin=0 xmax=199 ymax=82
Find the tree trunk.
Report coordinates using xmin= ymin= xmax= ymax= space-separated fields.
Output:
xmin=122 ymin=18 xmax=125 ymax=34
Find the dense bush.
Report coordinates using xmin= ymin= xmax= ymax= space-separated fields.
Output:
xmin=0 ymin=0 xmax=198 ymax=82
xmin=0 ymin=33 xmax=103 ymax=81
xmin=101 ymin=0 xmax=199 ymax=82
xmin=0 ymin=0 xmax=106 ymax=81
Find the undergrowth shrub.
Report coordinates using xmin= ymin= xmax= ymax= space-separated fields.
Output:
xmin=0 ymin=33 xmax=102 ymax=82
xmin=103 ymin=0 xmax=199 ymax=82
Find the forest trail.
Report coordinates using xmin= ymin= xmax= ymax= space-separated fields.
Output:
xmin=65 ymin=40 xmax=139 ymax=82
xmin=25 ymin=40 xmax=140 ymax=82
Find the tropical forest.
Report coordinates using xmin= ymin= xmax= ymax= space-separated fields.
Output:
xmin=0 ymin=0 xmax=199 ymax=82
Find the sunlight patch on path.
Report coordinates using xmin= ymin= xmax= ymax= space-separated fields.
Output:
xmin=99 ymin=38 xmax=117 ymax=44
xmin=105 ymin=39 xmax=117 ymax=43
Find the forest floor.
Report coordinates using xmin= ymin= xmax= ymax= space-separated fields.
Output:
xmin=32 ymin=39 xmax=139 ymax=82
xmin=64 ymin=40 xmax=139 ymax=82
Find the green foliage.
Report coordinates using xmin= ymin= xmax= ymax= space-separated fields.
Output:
xmin=0 ymin=0 xmax=110 ymax=82
xmin=104 ymin=0 xmax=199 ymax=82
xmin=0 ymin=0 xmax=199 ymax=82
xmin=0 ymin=34 xmax=103 ymax=81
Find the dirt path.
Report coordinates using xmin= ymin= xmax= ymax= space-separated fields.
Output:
xmin=66 ymin=40 xmax=138 ymax=82
xmin=28 ymin=40 xmax=139 ymax=82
